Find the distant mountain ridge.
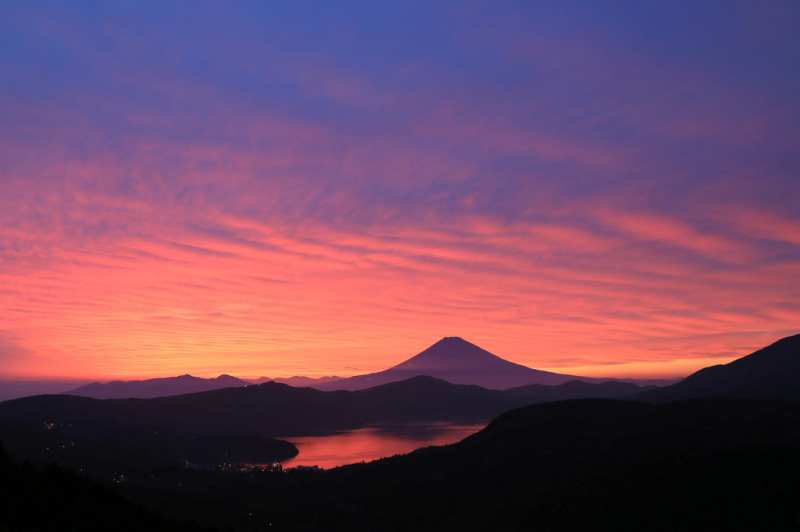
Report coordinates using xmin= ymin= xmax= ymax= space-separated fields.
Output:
xmin=315 ymin=336 xmax=607 ymax=391
xmin=254 ymin=375 xmax=343 ymax=387
xmin=52 ymin=333 xmax=797 ymax=402
xmin=62 ymin=374 xmax=251 ymax=399
xmin=50 ymin=337 xmax=674 ymax=400
xmin=59 ymin=374 xmax=343 ymax=401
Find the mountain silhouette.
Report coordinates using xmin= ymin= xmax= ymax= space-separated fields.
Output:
xmin=62 ymin=374 xmax=251 ymax=399
xmin=315 ymin=337 xmax=600 ymax=391
xmin=255 ymin=375 xmax=343 ymax=387
xmin=633 ymin=333 xmax=800 ymax=403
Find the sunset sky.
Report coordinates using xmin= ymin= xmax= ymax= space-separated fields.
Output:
xmin=1 ymin=1 xmax=798 ymax=382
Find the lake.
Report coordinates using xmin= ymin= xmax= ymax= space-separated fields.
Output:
xmin=279 ymin=422 xmax=486 ymax=469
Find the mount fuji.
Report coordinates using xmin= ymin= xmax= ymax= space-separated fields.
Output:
xmin=314 ymin=337 xmax=603 ymax=391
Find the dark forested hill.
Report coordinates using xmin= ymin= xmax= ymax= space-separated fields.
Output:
xmin=0 ymin=377 xmax=513 ymax=442
xmin=348 ymin=375 xmax=518 ymax=421
xmin=505 ymin=379 xmax=653 ymax=402
xmin=0 ymin=376 xmax=518 ymax=484
xmin=0 ymin=442 xmax=213 ymax=532
xmin=633 ymin=333 xmax=800 ymax=403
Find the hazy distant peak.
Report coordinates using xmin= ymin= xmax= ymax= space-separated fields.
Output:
xmin=61 ymin=373 xmax=252 ymax=399
xmin=316 ymin=337 xmax=597 ymax=391
xmin=259 ymin=375 xmax=344 ymax=387
xmin=430 ymin=336 xmax=493 ymax=353
xmin=434 ymin=336 xmax=472 ymax=346
xmin=392 ymin=337 xmax=511 ymax=370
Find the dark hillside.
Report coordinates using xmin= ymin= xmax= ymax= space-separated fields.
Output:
xmin=0 ymin=382 xmax=361 ymax=438
xmin=0 ymin=376 xmax=518 ymax=446
xmin=0 ymin=441 xmax=212 ymax=532
xmin=634 ymin=333 xmax=800 ymax=403
xmin=349 ymin=375 xmax=518 ymax=421
xmin=505 ymin=379 xmax=653 ymax=402
xmin=215 ymin=398 xmax=800 ymax=530
xmin=0 ymin=376 xmax=513 ymax=482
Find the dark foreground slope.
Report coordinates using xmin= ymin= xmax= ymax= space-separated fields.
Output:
xmin=634 ymin=333 xmax=800 ymax=403
xmin=94 ymin=397 xmax=800 ymax=531
xmin=0 ymin=442 xmax=212 ymax=532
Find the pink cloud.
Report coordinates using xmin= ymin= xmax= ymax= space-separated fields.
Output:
xmin=5 ymin=175 xmax=798 ymax=379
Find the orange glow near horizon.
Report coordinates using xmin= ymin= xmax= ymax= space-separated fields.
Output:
xmin=2 ymin=199 xmax=796 ymax=381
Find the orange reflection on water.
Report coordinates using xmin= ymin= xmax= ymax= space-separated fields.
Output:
xmin=280 ymin=422 xmax=486 ymax=470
